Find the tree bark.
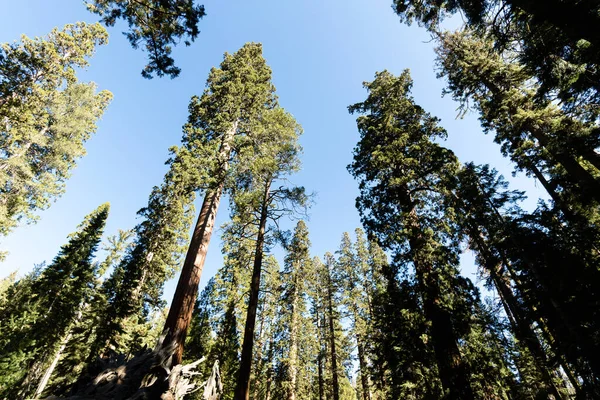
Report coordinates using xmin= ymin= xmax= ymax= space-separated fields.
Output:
xmin=317 ymin=309 xmax=325 ymax=400
xmin=34 ymin=330 xmax=74 ymax=399
xmin=357 ymin=336 xmax=371 ymax=400
xmin=234 ymin=179 xmax=271 ymax=400
xmin=162 ymin=121 xmax=238 ymax=365
xmin=326 ymin=262 xmax=340 ymax=400
xmin=287 ymin=277 xmax=300 ymax=400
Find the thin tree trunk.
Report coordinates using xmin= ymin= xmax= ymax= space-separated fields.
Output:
xmin=34 ymin=331 xmax=74 ymax=398
xmin=316 ymin=307 xmax=325 ymax=400
xmin=234 ymin=179 xmax=271 ymax=400
xmin=287 ymin=282 xmax=299 ymax=400
xmin=526 ymin=122 xmax=600 ymax=202
xmin=357 ymin=337 xmax=371 ymax=400
xmin=490 ymin=264 xmax=564 ymax=400
xmin=162 ymin=121 xmax=238 ymax=365
xmin=326 ymin=262 xmax=340 ymax=400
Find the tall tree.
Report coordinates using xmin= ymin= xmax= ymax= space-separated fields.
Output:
xmin=233 ymin=107 xmax=305 ymax=400
xmin=162 ymin=42 xmax=277 ymax=366
xmin=337 ymin=231 xmax=372 ymax=400
xmin=88 ymin=146 xmax=197 ymax=361
xmin=0 ymin=23 xmax=112 ymax=237
xmin=0 ymin=203 xmax=109 ymax=398
xmin=323 ymin=252 xmax=341 ymax=400
xmin=348 ymin=69 xmax=477 ymax=399
xmin=274 ymin=221 xmax=312 ymax=400
xmin=86 ymin=0 xmax=206 ymax=78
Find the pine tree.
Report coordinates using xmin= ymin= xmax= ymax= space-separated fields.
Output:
xmin=0 ymin=23 xmax=112 ymax=236
xmin=89 ymin=152 xmax=197 ymax=361
xmin=337 ymin=231 xmax=373 ymax=400
xmin=86 ymin=0 xmax=206 ymax=78
xmin=275 ymin=221 xmax=312 ymax=400
xmin=323 ymin=252 xmax=342 ymax=400
xmin=233 ymin=106 xmax=305 ymax=400
xmin=162 ymin=43 xmax=277 ymax=366
xmin=0 ymin=203 xmax=109 ymax=398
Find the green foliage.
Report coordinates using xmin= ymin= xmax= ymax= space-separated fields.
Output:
xmin=86 ymin=0 xmax=205 ymax=78
xmin=392 ymin=0 xmax=600 ymax=116
xmin=0 ymin=203 xmax=109 ymax=397
xmin=0 ymin=23 xmax=112 ymax=236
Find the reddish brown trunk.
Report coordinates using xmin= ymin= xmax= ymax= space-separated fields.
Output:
xmin=234 ymin=180 xmax=271 ymax=400
xmin=162 ymin=121 xmax=237 ymax=365
xmin=162 ymin=184 xmax=224 ymax=364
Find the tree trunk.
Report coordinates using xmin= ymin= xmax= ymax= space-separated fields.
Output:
xmin=357 ymin=337 xmax=371 ymax=400
xmin=287 ymin=281 xmax=300 ymax=400
xmin=34 ymin=331 xmax=73 ymax=399
xmin=317 ymin=309 xmax=325 ymax=400
xmin=526 ymin=122 xmax=600 ymax=202
xmin=399 ymin=188 xmax=473 ymax=400
xmin=326 ymin=263 xmax=340 ymax=400
xmin=490 ymin=263 xmax=564 ymax=400
xmin=234 ymin=179 xmax=271 ymax=400
xmin=162 ymin=121 xmax=238 ymax=365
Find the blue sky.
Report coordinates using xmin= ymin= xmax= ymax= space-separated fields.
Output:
xmin=0 ymin=0 xmax=545 ymax=300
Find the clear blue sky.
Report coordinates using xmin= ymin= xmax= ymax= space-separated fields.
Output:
xmin=0 ymin=0 xmax=545 ymax=300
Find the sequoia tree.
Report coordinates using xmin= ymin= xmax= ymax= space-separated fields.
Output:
xmin=233 ymin=107 xmax=305 ymax=400
xmin=162 ymin=43 xmax=277 ymax=365
xmin=348 ymin=69 xmax=477 ymax=399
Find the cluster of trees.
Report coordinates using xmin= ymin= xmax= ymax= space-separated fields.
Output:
xmin=1 ymin=0 xmax=600 ymax=399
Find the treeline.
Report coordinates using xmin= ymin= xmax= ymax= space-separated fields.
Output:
xmin=1 ymin=0 xmax=600 ymax=399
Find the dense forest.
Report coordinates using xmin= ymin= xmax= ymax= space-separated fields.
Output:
xmin=1 ymin=0 xmax=599 ymax=399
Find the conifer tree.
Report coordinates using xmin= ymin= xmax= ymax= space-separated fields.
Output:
xmin=392 ymin=0 xmax=600 ymax=115
xmin=162 ymin=43 xmax=277 ymax=366
xmin=276 ymin=221 xmax=312 ymax=400
xmin=323 ymin=252 xmax=342 ymax=400
xmin=348 ymin=69 xmax=479 ymax=399
xmin=436 ymin=29 xmax=600 ymax=212
xmin=89 ymin=153 xmax=197 ymax=361
xmin=86 ymin=0 xmax=206 ymax=78
xmin=0 ymin=23 xmax=112 ymax=236
xmin=233 ymin=106 xmax=305 ymax=400
xmin=0 ymin=203 xmax=109 ymax=398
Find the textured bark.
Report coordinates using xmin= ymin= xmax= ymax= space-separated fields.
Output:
xmin=162 ymin=121 xmax=238 ymax=365
xmin=234 ymin=179 xmax=271 ymax=400
xmin=55 ymin=342 xmax=214 ymax=400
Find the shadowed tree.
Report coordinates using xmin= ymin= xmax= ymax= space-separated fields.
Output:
xmin=86 ymin=0 xmax=206 ymax=78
